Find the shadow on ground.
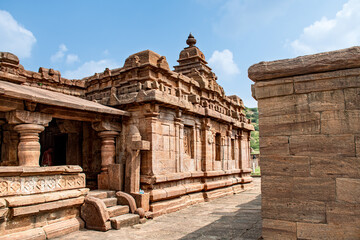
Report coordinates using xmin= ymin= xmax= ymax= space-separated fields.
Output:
xmin=179 ymin=194 xmax=262 ymax=240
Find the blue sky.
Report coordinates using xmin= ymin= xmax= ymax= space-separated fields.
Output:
xmin=1 ymin=0 xmax=357 ymax=107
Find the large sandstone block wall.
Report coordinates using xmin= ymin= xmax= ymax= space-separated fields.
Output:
xmin=250 ymin=47 xmax=360 ymax=239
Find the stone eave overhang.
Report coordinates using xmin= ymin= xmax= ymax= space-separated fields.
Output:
xmin=0 ymin=80 xmax=130 ymax=117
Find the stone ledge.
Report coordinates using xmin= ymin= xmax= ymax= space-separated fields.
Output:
xmin=249 ymin=46 xmax=360 ymax=81
xmin=4 ymin=188 xmax=89 ymax=208
xmin=0 ymin=165 xmax=83 ymax=177
xmin=0 ymin=217 xmax=84 ymax=240
xmin=141 ymin=169 xmax=244 ymax=184
xmin=11 ymin=196 xmax=85 ymax=217
xmin=149 ymin=178 xmax=250 ymax=202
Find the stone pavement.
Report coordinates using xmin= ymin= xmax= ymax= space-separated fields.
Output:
xmin=56 ymin=178 xmax=262 ymax=240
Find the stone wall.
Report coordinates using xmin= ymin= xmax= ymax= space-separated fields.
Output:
xmin=250 ymin=47 xmax=360 ymax=239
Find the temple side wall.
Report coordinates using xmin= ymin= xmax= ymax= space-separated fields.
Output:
xmin=129 ymin=104 xmax=253 ymax=217
xmin=250 ymin=47 xmax=360 ymax=239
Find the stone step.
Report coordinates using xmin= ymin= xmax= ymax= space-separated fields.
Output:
xmin=110 ymin=214 xmax=140 ymax=230
xmin=107 ymin=205 xmax=129 ymax=218
xmin=102 ymin=197 xmax=118 ymax=207
xmin=88 ymin=190 xmax=116 ymax=199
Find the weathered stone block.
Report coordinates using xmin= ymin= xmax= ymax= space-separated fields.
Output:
xmin=0 ymin=227 xmax=45 ymax=240
xmin=326 ymin=202 xmax=360 ymax=225
xmin=297 ymin=222 xmax=360 ymax=240
xmin=257 ymin=94 xmax=309 ymax=117
xmin=0 ymin=199 xmax=6 ymax=209
xmin=321 ymin=110 xmax=360 ymax=134
xmin=252 ymin=81 xmax=294 ymax=99
xmin=248 ymin=47 xmax=360 ymax=81
xmin=260 ymin=136 xmax=289 ymax=156
xmin=356 ymin=136 xmax=360 ymax=157
xmin=311 ymin=157 xmax=360 ymax=178
xmin=262 ymin=197 xmax=326 ymax=223
xmin=294 ymin=74 xmax=360 ymax=93
xmin=293 ymin=177 xmax=335 ymax=201
xmin=42 ymin=217 xmax=84 ymax=239
xmin=108 ymin=164 xmax=122 ymax=191
xmin=260 ymin=113 xmax=320 ymax=136
xmin=131 ymin=192 xmax=150 ymax=211
xmin=262 ymin=219 xmax=296 ymax=240
xmin=261 ymin=156 xmax=310 ymax=177
xmin=289 ymin=135 xmax=355 ymax=157
xmin=307 ymin=89 xmax=345 ymax=112
xmin=336 ymin=178 xmax=360 ymax=203
xmin=150 ymin=189 xmax=167 ymax=202
xmin=261 ymin=176 xmax=293 ymax=198
xmin=344 ymin=87 xmax=360 ymax=110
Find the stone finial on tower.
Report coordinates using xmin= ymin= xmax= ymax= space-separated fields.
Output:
xmin=186 ymin=33 xmax=196 ymax=47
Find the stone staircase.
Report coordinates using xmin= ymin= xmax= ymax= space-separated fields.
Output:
xmin=84 ymin=190 xmax=140 ymax=230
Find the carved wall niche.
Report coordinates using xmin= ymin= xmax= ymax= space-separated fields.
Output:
xmin=183 ymin=125 xmax=194 ymax=159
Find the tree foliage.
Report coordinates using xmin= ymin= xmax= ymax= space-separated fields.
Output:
xmin=244 ymin=107 xmax=259 ymax=154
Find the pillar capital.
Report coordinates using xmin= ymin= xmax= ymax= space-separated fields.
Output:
xmin=6 ymin=110 xmax=52 ymax=126
xmin=13 ymin=123 xmax=45 ymax=166
xmin=92 ymin=120 xmax=121 ymax=132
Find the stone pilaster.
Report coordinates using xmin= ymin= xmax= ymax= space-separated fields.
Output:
xmin=201 ymin=118 xmax=213 ymax=171
xmin=195 ymin=123 xmax=201 ymax=171
xmin=125 ymin=125 xmax=150 ymax=193
xmin=174 ymin=117 xmax=184 ymax=173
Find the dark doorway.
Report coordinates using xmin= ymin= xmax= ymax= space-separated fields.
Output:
xmin=54 ymin=133 xmax=67 ymax=166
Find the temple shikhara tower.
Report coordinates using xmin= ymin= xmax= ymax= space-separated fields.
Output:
xmin=0 ymin=34 xmax=253 ymax=239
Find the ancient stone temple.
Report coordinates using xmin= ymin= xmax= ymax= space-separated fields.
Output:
xmin=0 ymin=34 xmax=253 ymax=239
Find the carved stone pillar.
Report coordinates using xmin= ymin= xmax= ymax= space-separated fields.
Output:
xmin=98 ymin=131 xmax=119 ymax=171
xmin=92 ymin=121 xmax=121 ymax=190
xmin=13 ymin=124 xmax=44 ymax=166
xmin=6 ymin=110 xmax=52 ymax=167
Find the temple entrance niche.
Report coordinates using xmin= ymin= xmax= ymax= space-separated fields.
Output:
xmin=40 ymin=118 xmax=84 ymax=167
xmin=40 ymin=119 xmax=65 ymax=166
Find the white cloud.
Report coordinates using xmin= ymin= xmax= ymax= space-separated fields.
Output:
xmin=209 ymin=49 xmax=240 ymax=76
xmin=0 ymin=10 xmax=36 ymax=58
xmin=51 ymin=44 xmax=68 ymax=62
xmin=63 ymin=59 xmax=119 ymax=79
xmin=290 ymin=0 xmax=360 ymax=55
xmin=66 ymin=54 xmax=79 ymax=64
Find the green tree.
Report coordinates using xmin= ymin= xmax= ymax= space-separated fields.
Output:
xmin=244 ymin=107 xmax=259 ymax=154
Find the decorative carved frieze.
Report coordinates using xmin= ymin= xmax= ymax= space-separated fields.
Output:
xmin=0 ymin=173 xmax=85 ymax=197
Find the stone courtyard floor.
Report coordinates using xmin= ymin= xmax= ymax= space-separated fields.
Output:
xmin=57 ymin=178 xmax=262 ymax=240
